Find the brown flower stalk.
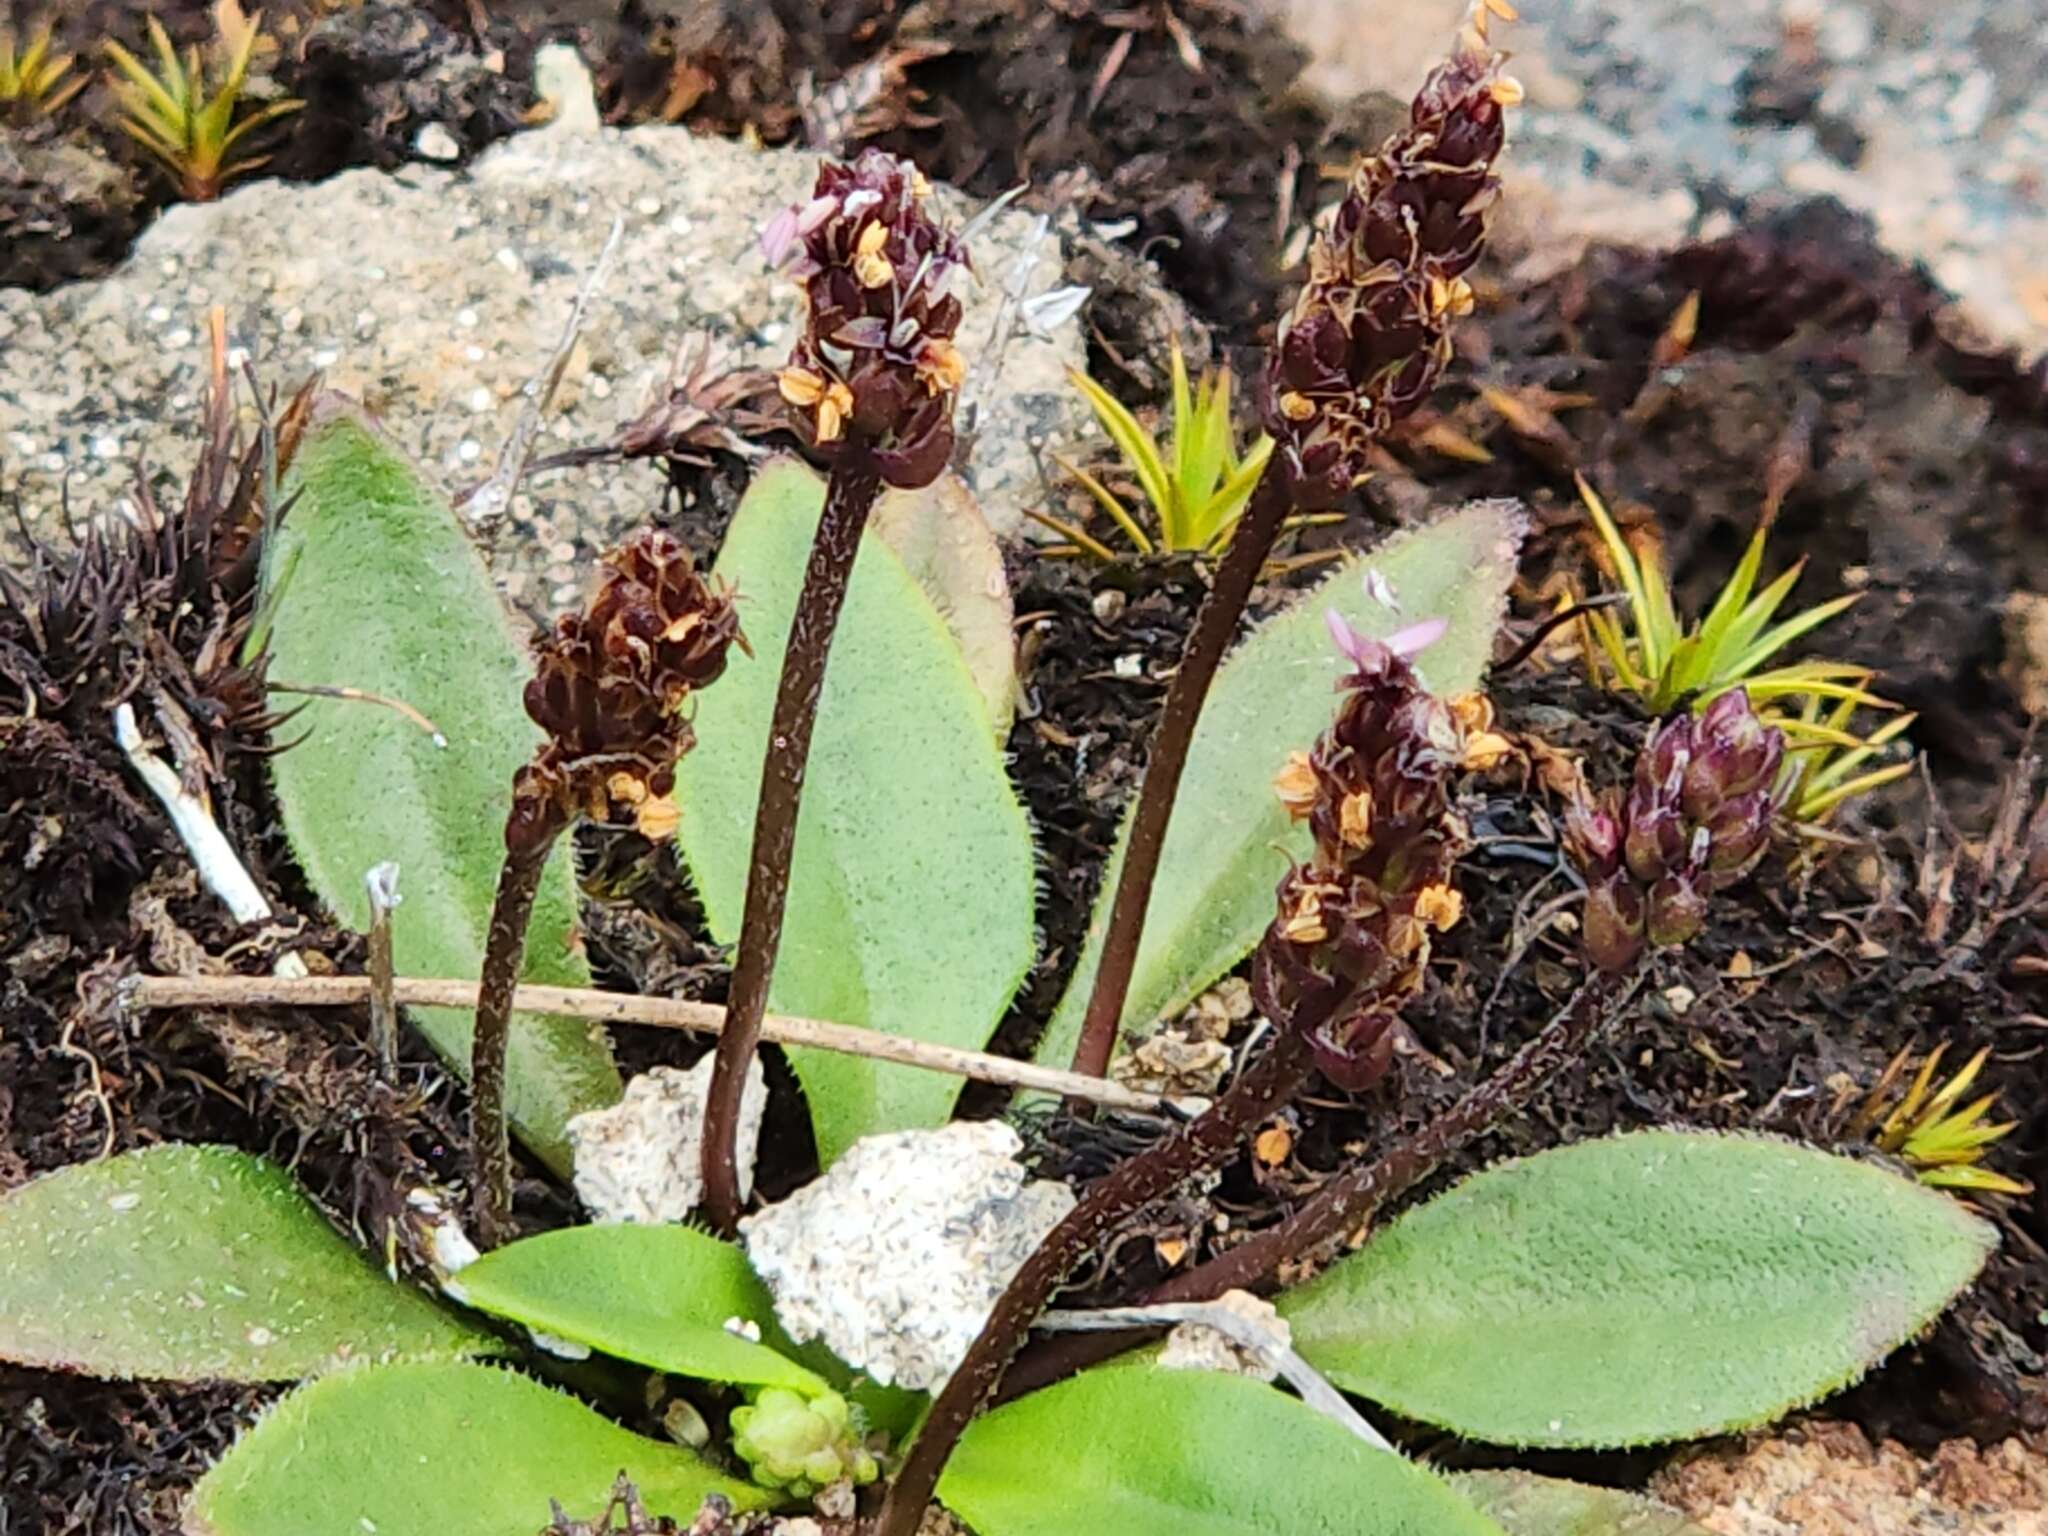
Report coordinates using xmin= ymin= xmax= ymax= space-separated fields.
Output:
xmin=1067 ymin=5 xmax=1519 ymax=1080
xmin=871 ymin=612 xmax=1474 ymax=1536
xmin=996 ymin=967 xmax=1647 ymax=1401
xmin=470 ymin=531 xmax=742 ymax=1248
xmin=701 ymin=150 xmax=970 ymax=1231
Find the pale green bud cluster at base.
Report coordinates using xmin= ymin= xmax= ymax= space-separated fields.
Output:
xmin=729 ymin=1386 xmax=880 ymax=1499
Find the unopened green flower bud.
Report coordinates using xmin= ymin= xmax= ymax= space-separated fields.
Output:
xmin=729 ymin=1387 xmax=878 ymax=1500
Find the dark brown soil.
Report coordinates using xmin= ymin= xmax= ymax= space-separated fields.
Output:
xmin=3 ymin=1 xmax=2044 ymax=1532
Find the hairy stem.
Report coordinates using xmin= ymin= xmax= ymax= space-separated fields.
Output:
xmin=703 ymin=443 xmax=886 ymax=1231
xmin=1067 ymin=465 xmax=1293 ymax=1080
xmin=998 ymin=966 xmax=1645 ymax=1400
xmin=871 ymin=1029 xmax=1317 ymax=1536
xmin=469 ymin=825 xmax=561 ymax=1249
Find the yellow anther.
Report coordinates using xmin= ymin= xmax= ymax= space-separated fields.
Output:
xmin=918 ymin=337 xmax=966 ymax=393
xmin=814 ymin=379 xmax=855 ymax=443
xmin=1273 ymin=751 xmax=1318 ymax=819
xmin=855 ymin=249 xmax=894 ymax=289
xmin=1463 ymin=731 xmax=1515 ymax=772
xmin=777 ymin=367 xmax=826 ymax=407
xmin=1415 ymin=884 xmax=1464 ymax=932
xmin=1340 ymin=788 xmax=1374 ymax=849
xmin=635 ymin=793 xmax=681 ymax=843
xmin=1278 ymin=390 xmax=1317 ymax=422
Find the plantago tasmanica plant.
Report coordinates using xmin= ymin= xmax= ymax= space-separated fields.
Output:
xmin=0 ymin=22 xmax=85 ymax=121
xmin=104 ymin=10 xmax=301 ymax=201
xmin=1850 ymin=1044 xmax=2031 ymax=1198
xmin=1033 ymin=344 xmax=1276 ymax=559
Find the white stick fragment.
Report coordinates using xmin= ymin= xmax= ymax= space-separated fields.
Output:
xmin=1037 ymin=1300 xmax=1396 ymax=1452
xmin=112 ymin=704 xmax=308 ymax=979
xmin=462 ymin=214 xmax=626 ymax=529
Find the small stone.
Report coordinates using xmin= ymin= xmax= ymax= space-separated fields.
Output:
xmin=1112 ymin=1027 xmax=1232 ymax=1098
xmin=1159 ymin=1290 xmax=1290 ymax=1382
xmin=415 ymin=124 xmax=462 ymax=163
xmin=1091 ymin=587 xmax=1127 ymax=623
xmin=740 ymin=1121 xmax=1074 ymax=1392
xmin=567 ymin=1055 xmax=767 ymax=1224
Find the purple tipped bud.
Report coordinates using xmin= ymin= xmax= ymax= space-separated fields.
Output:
xmin=1704 ymin=790 xmax=1775 ymax=886
xmin=1563 ymin=802 xmax=1623 ymax=879
xmin=1567 ymin=687 xmax=1787 ymax=969
xmin=1325 ymin=607 xmax=1448 ymax=673
xmin=1623 ymin=801 xmax=1686 ymax=884
xmin=1646 ymin=872 xmax=1710 ymax=948
xmin=1582 ymin=874 xmax=1647 ymax=974
xmin=1309 ymin=1012 xmax=1400 ymax=1091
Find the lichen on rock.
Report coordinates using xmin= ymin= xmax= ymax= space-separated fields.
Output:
xmin=566 ymin=1054 xmax=766 ymax=1224
xmin=740 ymin=1120 xmax=1074 ymax=1391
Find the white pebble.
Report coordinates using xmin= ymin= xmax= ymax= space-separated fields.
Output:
xmin=416 ymin=123 xmax=461 ymax=162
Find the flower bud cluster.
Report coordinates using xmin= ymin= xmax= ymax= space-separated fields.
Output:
xmin=1263 ymin=10 xmax=1518 ymax=509
xmin=1257 ymin=616 xmax=1474 ymax=1088
xmin=508 ymin=529 xmax=744 ymax=857
xmin=1564 ymin=689 xmax=1786 ymax=973
xmin=729 ymin=1386 xmax=879 ymax=1500
xmin=763 ymin=148 xmax=968 ymax=490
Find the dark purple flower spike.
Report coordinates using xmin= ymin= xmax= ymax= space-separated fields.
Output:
xmin=768 ymin=148 xmax=968 ymax=490
xmin=1262 ymin=603 xmax=1470 ymax=1087
xmin=1263 ymin=22 xmax=1520 ymax=509
xmin=474 ymin=529 xmax=744 ymax=1248
xmin=703 ymin=150 xmax=971 ymax=1231
xmin=1565 ymin=688 xmax=1787 ymax=973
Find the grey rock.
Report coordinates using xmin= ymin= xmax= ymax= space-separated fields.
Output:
xmin=740 ymin=1121 xmax=1074 ymax=1393
xmin=1270 ymin=0 xmax=2048 ymax=360
xmin=0 ymin=105 xmax=1091 ymax=604
xmin=566 ymin=1054 xmax=766 ymax=1225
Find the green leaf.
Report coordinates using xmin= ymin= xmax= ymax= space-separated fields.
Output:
xmin=184 ymin=1360 xmax=771 ymax=1536
xmin=1452 ymin=1471 xmax=1715 ymax=1536
xmin=267 ymin=398 xmax=618 ymax=1176
xmin=940 ymin=1364 xmax=1505 ymax=1536
xmin=1282 ymin=1131 xmax=1996 ymax=1448
xmin=870 ymin=475 xmax=1018 ymax=733
xmin=0 ymin=1146 xmax=492 ymax=1382
xmin=453 ymin=1224 xmax=824 ymax=1393
xmin=1034 ymin=499 xmax=1525 ymax=1076
xmin=675 ymin=459 xmax=1036 ymax=1162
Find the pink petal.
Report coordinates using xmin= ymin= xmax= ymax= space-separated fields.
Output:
xmin=759 ymin=206 xmax=800 ymax=268
xmin=1385 ymin=617 xmax=1448 ymax=658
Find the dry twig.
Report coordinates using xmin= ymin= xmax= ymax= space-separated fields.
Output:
xmin=122 ymin=973 xmax=1200 ymax=1116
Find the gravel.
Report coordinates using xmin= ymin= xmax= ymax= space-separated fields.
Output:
xmin=0 ymin=61 xmax=1094 ymax=605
